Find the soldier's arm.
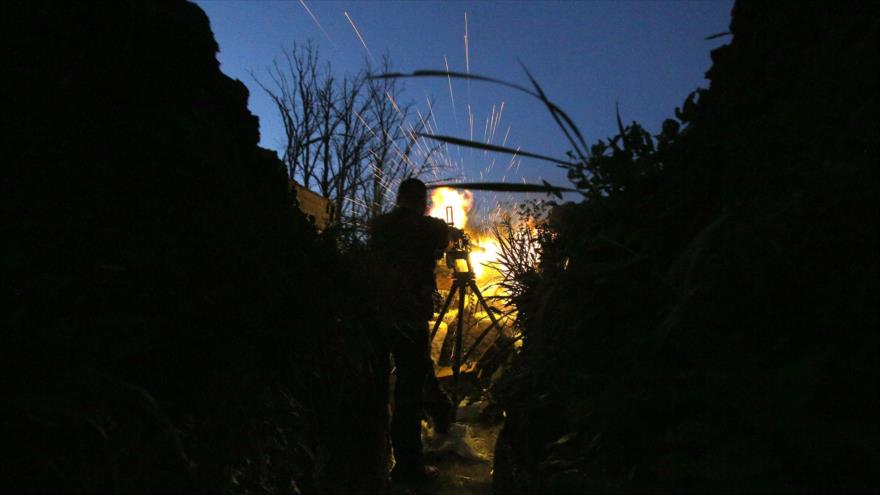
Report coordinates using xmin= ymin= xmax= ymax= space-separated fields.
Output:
xmin=427 ymin=216 xmax=451 ymax=257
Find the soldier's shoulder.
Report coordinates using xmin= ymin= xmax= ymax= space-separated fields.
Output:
xmin=423 ymin=215 xmax=447 ymax=228
xmin=370 ymin=210 xmax=398 ymax=229
xmin=418 ymin=215 xmax=447 ymax=233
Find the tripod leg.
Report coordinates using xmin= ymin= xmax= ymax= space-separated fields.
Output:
xmin=451 ymin=279 xmax=467 ymax=404
xmin=430 ymin=284 xmax=458 ymax=342
xmin=437 ymin=284 xmax=460 ymax=366
xmin=461 ymin=280 xmax=504 ymax=364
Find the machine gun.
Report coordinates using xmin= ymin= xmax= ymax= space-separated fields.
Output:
xmin=431 ymin=207 xmax=504 ymax=407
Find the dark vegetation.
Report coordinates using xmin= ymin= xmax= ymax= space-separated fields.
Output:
xmin=5 ymin=0 xmax=878 ymax=494
xmin=491 ymin=1 xmax=879 ymax=493
xmin=257 ymin=44 xmax=440 ymax=243
xmin=6 ymin=1 xmax=389 ymax=493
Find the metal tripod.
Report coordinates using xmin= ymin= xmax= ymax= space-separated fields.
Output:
xmin=429 ymin=267 xmax=503 ymax=406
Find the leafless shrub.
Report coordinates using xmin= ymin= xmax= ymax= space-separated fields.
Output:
xmin=255 ymin=43 xmax=447 ymax=243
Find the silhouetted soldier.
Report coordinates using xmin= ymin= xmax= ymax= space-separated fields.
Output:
xmin=369 ymin=178 xmax=453 ymax=486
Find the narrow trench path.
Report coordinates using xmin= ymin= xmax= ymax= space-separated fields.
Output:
xmin=391 ymin=399 xmax=502 ymax=495
xmin=389 ymin=300 xmax=509 ymax=494
xmin=424 ymin=401 xmax=501 ymax=495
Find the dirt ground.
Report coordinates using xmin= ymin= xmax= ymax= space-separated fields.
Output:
xmin=390 ymin=400 xmax=502 ymax=495
xmin=388 ymin=294 xmax=509 ymax=494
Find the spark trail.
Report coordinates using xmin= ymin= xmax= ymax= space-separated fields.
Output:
xmin=352 ymin=109 xmax=377 ymax=137
xmin=298 ymin=0 xmax=333 ymax=44
xmin=343 ymin=11 xmax=374 ymax=62
xmin=464 ymin=12 xmax=471 ymax=98
xmin=467 ymin=104 xmax=474 ymax=142
xmin=491 ymin=102 xmax=505 ymax=144
xmin=464 ymin=12 xmax=470 ymax=74
xmin=487 ymin=104 xmax=497 ymax=144
xmin=443 ymin=55 xmax=457 ymax=123
xmin=425 ymin=95 xmax=440 ymax=134
xmin=483 ymin=104 xmax=493 ymax=145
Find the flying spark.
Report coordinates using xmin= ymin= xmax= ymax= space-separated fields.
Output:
xmin=501 ymin=126 xmax=511 ymax=147
xmin=506 ymin=147 xmax=521 ymax=172
xmin=483 ymin=105 xmax=493 ymax=145
xmin=464 ymin=12 xmax=471 ymax=97
xmin=415 ymin=108 xmax=434 ymax=136
xmin=487 ymin=104 xmax=497 ymax=144
xmin=425 ymin=95 xmax=440 ymax=133
xmin=443 ymin=55 xmax=457 ymax=122
xmin=352 ymin=109 xmax=377 ymax=137
xmin=298 ymin=0 xmax=333 ymax=44
xmin=385 ymin=90 xmax=403 ymax=116
xmin=344 ymin=11 xmax=374 ymax=62
xmin=491 ymin=102 xmax=505 ymax=143
xmin=464 ymin=12 xmax=470 ymax=74
xmin=468 ymin=104 xmax=474 ymax=142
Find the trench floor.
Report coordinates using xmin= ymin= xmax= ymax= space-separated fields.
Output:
xmin=391 ymin=399 xmax=502 ymax=495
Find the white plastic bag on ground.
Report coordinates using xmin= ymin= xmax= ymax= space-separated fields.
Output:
xmin=423 ymin=421 xmax=498 ymax=462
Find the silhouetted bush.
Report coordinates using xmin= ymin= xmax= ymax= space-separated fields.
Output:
xmin=4 ymin=1 xmax=389 ymax=493
xmin=494 ymin=1 xmax=878 ymax=493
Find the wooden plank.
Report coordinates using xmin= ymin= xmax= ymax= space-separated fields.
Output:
xmin=290 ymin=180 xmax=335 ymax=231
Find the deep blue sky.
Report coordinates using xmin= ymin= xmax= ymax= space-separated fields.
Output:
xmin=194 ymin=0 xmax=733 ymax=210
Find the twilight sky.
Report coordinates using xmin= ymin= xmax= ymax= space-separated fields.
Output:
xmin=194 ymin=0 xmax=733 ymax=211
